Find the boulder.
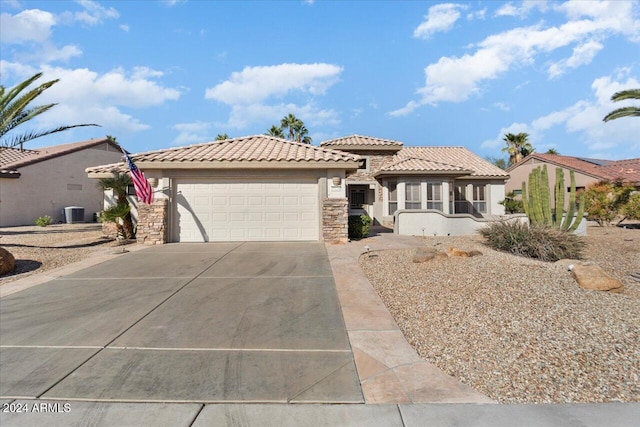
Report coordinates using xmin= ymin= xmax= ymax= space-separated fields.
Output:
xmin=0 ymin=247 xmax=16 ymax=275
xmin=571 ymin=264 xmax=624 ymax=292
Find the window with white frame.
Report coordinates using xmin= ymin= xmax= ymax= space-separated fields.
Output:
xmin=405 ymin=182 xmax=421 ymax=209
xmin=472 ymin=184 xmax=487 ymax=213
xmin=427 ymin=182 xmax=443 ymax=211
xmin=388 ymin=180 xmax=397 ymax=214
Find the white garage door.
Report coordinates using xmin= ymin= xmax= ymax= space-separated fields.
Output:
xmin=175 ymin=179 xmax=319 ymax=242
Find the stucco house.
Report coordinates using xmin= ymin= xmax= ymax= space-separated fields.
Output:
xmin=320 ymin=135 xmax=510 ymax=236
xmin=0 ymin=138 xmax=123 ymax=227
xmin=87 ymin=134 xmax=510 ymax=243
xmin=506 ymin=153 xmax=640 ymax=209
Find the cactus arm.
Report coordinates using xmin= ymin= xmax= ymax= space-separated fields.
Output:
xmin=540 ymin=165 xmax=552 ymax=225
xmin=563 ymin=170 xmax=577 ymax=230
xmin=555 ymin=168 xmax=565 ymax=228
xmin=530 ymin=168 xmax=540 ymax=224
xmin=568 ymin=189 xmax=585 ymax=232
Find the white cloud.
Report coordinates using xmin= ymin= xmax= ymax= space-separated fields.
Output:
xmin=495 ymin=1 xmax=548 ymax=18
xmin=0 ymin=61 xmax=181 ymax=135
xmin=483 ymin=70 xmax=640 ymax=158
xmin=70 ymin=0 xmax=119 ymax=25
xmin=206 ymin=63 xmax=343 ymax=130
xmin=393 ymin=1 xmax=640 ymax=116
xmin=467 ymin=8 xmax=487 ymax=21
xmin=172 ymin=121 xmax=213 ymax=145
xmin=0 ymin=9 xmax=56 ymax=43
xmin=120 ymin=24 xmax=129 ymax=32
xmin=413 ymin=3 xmax=467 ymax=40
xmin=548 ymin=39 xmax=604 ymax=78
xmin=206 ymin=63 xmax=342 ymax=105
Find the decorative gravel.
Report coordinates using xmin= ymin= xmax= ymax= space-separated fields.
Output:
xmin=360 ymin=225 xmax=640 ymax=403
xmin=0 ymin=223 xmax=127 ymax=286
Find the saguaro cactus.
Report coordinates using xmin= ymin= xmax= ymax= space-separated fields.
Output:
xmin=521 ymin=166 xmax=585 ymax=231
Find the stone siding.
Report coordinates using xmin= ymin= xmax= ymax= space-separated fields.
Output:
xmin=346 ymin=151 xmax=395 ymax=183
xmin=322 ymin=198 xmax=348 ymax=243
xmin=101 ymin=221 xmax=118 ymax=239
xmin=136 ymin=199 xmax=168 ymax=245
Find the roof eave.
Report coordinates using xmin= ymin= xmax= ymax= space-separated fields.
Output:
xmin=135 ymin=160 xmax=362 ymax=170
xmin=374 ymin=170 xmax=473 ymax=178
xmin=320 ymin=144 xmax=402 ymax=152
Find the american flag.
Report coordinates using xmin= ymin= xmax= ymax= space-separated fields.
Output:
xmin=122 ymin=150 xmax=154 ymax=204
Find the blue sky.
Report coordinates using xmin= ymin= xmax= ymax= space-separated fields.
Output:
xmin=1 ymin=0 xmax=639 ymax=160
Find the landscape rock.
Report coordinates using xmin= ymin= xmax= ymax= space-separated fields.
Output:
xmin=571 ymin=264 xmax=624 ymax=292
xmin=413 ymin=247 xmax=448 ymax=263
xmin=0 ymin=247 xmax=16 ymax=275
xmin=448 ymin=247 xmax=483 ymax=257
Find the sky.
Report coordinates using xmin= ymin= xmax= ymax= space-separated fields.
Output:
xmin=1 ymin=0 xmax=639 ymax=161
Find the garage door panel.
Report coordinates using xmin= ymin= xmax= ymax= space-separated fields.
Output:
xmin=176 ymin=179 xmax=319 ymax=242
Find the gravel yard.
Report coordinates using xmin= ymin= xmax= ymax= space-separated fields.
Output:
xmin=360 ymin=225 xmax=640 ymax=404
xmin=0 ymin=223 xmax=125 ymax=286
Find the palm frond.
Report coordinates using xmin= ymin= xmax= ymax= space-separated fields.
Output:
xmin=610 ymin=89 xmax=640 ymax=102
xmin=603 ymin=107 xmax=640 ymax=122
xmin=0 ymin=124 xmax=101 ymax=147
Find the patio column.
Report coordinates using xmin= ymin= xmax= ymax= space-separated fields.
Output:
xmin=322 ymin=198 xmax=348 ymax=243
xmin=136 ymin=199 xmax=168 ymax=245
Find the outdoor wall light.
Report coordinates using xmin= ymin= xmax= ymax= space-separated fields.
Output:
xmin=332 ymin=177 xmax=341 ymax=186
xmin=148 ymin=178 xmax=158 ymax=187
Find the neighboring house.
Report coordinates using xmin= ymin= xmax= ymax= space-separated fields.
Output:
xmin=0 ymin=138 xmax=123 ymax=227
xmin=506 ymin=154 xmax=640 ymax=209
xmin=87 ymin=134 xmax=510 ymax=243
xmin=87 ymin=135 xmax=360 ymax=243
xmin=321 ymin=135 xmax=510 ymax=236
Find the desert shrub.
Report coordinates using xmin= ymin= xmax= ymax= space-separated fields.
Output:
xmin=348 ymin=214 xmax=372 ymax=239
xmin=622 ymin=193 xmax=640 ymax=220
xmin=584 ymin=180 xmax=635 ymax=226
xmin=499 ymin=191 xmax=524 ymax=214
xmin=35 ymin=215 xmax=53 ymax=227
xmin=479 ymin=221 xmax=585 ymax=262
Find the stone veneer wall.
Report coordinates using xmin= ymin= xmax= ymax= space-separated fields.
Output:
xmin=136 ymin=199 xmax=168 ymax=245
xmin=322 ymin=198 xmax=348 ymax=243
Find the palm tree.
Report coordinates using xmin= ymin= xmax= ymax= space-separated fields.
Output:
xmin=603 ymin=88 xmax=640 ymax=122
xmin=266 ymin=125 xmax=285 ymax=138
xmin=295 ymin=125 xmax=312 ymax=144
xmin=215 ymin=133 xmax=228 ymax=140
xmin=545 ymin=148 xmax=559 ymax=154
xmin=501 ymin=132 xmax=533 ymax=166
xmin=0 ymin=72 xmax=99 ymax=148
xmin=97 ymin=172 xmax=135 ymax=239
xmin=280 ymin=113 xmax=301 ymax=141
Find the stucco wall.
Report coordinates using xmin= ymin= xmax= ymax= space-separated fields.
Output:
xmin=395 ymin=210 xmax=528 ymax=236
xmin=506 ymin=159 xmax=597 ymax=209
xmin=0 ymin=144 xmax=123 ymax=227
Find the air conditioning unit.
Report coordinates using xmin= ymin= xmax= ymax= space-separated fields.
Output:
xmin=64 ymin=206 xmax=85 ymax=223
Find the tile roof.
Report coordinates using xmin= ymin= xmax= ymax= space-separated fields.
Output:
xmin=85 ymin=162 xmax=128 ymax=175
xmin=129 ymin=135 xmax=360 ymax=166
xmin=0 ymin=138 xmax=116 ymax=174
xmin=384 ymin=147 xmax=509 ymax=177
xmin=320 ymin=134 xmax=404 ymax=148
xmin=509 ymin=154 xmax=640 ymax=184
xmin=379 ymin=157 xmax=471 ymax=173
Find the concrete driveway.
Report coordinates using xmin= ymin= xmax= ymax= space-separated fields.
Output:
xmin=0 ymin=242 xmax=363 ymax=403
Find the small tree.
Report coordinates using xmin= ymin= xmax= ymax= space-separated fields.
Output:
xmin=584 ymin=180 xmax=635 ymax=226
xmin=97 ymin=173 xmax=135 ymax=239
xmin=622 ymin=193 xmax=640 ymax=221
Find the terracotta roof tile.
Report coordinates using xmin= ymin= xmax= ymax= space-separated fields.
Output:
xmin=131 ymin=135 xmax=360 ymax=165
xmin=320 ymin=134 xmax=404 ymax=148
xmin=85 ymin=162 xmax=128 ymax=175
xmin=379 ymin=157 xmax=471 ymax=173
xmin=0 ymin=138 xmax=116 ymax=172
xmin=509 ymin=154 xmax=640 ymax=184
xmin=390 ymin=147 xmax=509 ymax=177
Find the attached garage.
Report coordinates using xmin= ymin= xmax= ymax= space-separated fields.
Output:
xmin=174 ymin=179 xmax=319 ymax=242
xmin=87 ymin=135 xmax=360 ymax=244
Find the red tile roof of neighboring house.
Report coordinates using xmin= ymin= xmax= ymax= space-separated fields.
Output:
xmin=507 ymin=153 xmax=640 ymax=184
xmin=1 ymin=137 xmax=118 ymax=177
xmin=387 ymin=147 xmax=509 ymax=178
xmin=126 ymin=135 xmax=360 ymax=166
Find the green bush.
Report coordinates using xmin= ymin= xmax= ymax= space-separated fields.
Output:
xmin=499 ymin=191 xmax=524 ymax=213
xmin=35 ymin=215 xmax=53 ymax=227
xmin=479 ymin=221 xmax=585 ymax=262
xmin=348 ymin=214 xmax=372 ymax=239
